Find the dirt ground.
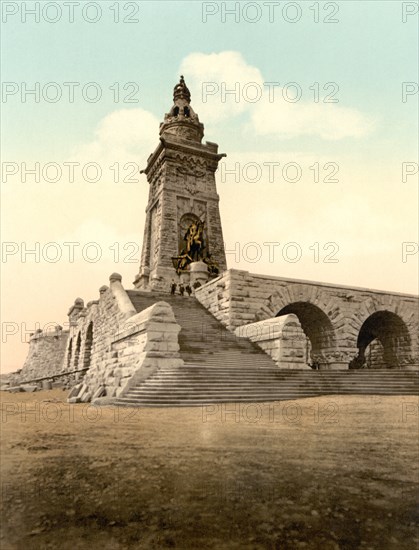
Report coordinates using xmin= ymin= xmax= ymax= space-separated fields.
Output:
xmin=0 ymin=390 xmax=418 ymax=550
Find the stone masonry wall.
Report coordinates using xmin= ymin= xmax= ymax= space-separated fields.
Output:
xmin=64 ymin=273 xmax=183 ymax=402
xmin=84 ymin=301 xmax=183 ymax=400
xmin=64 ymin=274 xmax=136 ymax=400
xmin=195 ymin=269 xmax=419 ymax=369
xmin=12 ymin=327 xmax=69 ymax=385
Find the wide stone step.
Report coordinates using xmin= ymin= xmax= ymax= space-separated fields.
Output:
xmin=177 ymin=363 xmax=279 ymax=368
xmin=180 ymin=354 xmax=274 ymax=360
xmin=150 ymin=378 xmax=418 ymax=384
xmin=125 ymin=390 xmax=323 ymax=397
xmin=115 ymin=391 xmax=418 ymax=407
xmin=126 ymin=393 xmax=416 ymax=401
xmin=154 ymin=367 xmax=418 ymax=375
xmin=145 ymin=373 xmax=418 ymax=381
xmin=125 ymin=381 xmax=418 ymax=393
xmin=121 ymin=385 xmax=419 ymax=396
xmin=142 ymin=376 xmax=417 ymax=382
xmin=123 ymin=290 xmax=418 ymax=406
xmin=149 ymin=371 xmax=419 ymax=379
xmin=140 ymin=381 xmax=418 ymax=388
xmin=143 ymin=374 xmax=418 ymax=382
xmin=127 ymin=379 xmax=419 ymax=389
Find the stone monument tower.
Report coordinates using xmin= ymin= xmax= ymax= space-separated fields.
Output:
xmin=134 ymin=76 xmax=227 ymax=291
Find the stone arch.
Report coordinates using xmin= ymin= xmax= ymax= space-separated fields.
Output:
xmin=83 ymin=322 xmax=94 ymax=370
xmin=345 ymin=296 xmax=417 ymax=368
xmin=257 ymin=284 xmax=340 ymax=367
xmin=352 ymin=310 xmax=412 ymax=369
xmin=74 ymin=332 xmax=82 ymax=369
xmin=276 ymin=302 xmax=336 ymax=367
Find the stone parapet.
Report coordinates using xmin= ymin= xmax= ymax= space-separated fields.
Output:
xmin=80 ymin=301 xmax=183 ymax=402
xmin=235 ymin=315 xmax=311 ymax=369
xmin=109 ymin=273 xmax=137 ymax=318
xmin=196 ymin=269 xmax=419 ymax=370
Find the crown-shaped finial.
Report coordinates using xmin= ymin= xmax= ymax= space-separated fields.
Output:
xmin=173 ymin=75 xmax=191 ymax=103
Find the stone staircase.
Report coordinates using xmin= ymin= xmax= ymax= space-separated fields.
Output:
xmin=126 ymin=291 xmax=278 ymax=369
xmin=112 ymin=291 xmax=419 ymax=407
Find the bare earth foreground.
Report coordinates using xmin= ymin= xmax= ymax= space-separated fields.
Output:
xmin=1 ymin=390 xmax=418 ymax=550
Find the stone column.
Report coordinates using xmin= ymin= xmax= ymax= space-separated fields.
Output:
xmin=190 ymin=261 xmax=209 ymax=288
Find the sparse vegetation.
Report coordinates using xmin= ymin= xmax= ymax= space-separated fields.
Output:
xmin=1 ymin=390 xmax=418 ymax=549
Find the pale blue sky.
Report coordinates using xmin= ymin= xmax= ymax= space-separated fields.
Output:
xmin=2 ymin=1 xmax=418 ymax=158
xmin=1 ymin=1 xmax=418 ymax=371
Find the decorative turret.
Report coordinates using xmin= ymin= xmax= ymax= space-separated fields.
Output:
xmin=159 ymin=76 xmax=204 ymax=143
xmin=68 ymin=298 xmax=85 ymax=327
xmin=173 ymin=75 xmax=191 ymax=102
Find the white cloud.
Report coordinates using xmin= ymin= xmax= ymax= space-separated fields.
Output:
xmin=180 ymin=51 xmax=264 ymax=124
xmin=251 ymin=101 xmax=375 ymax=140
xmin=180 ymin=51 xmax=374 ymax=140
xmin=70 ymin=108 xmax=160 ymax=166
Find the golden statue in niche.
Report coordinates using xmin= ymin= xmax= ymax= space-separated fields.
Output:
xmin=172 ymin=216 xmax=219 ymax=275
xmin=184 ymin=219 xmax=205 ymax=261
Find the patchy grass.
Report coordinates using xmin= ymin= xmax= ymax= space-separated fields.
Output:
xmin=1 ymin=390 xmax=418 ymax=549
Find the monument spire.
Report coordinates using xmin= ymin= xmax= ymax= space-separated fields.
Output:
xmin=159 ymin=76 xmax=204 ymax=143
xmin=134 ymin=76 xmax=227 ymax=291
